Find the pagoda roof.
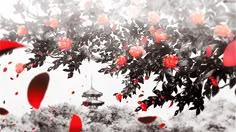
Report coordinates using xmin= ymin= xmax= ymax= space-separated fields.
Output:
xmin=82 ymin=100 xmax=105 ymax=106
xmin=82 ymin=87 xmax=103 ymax=97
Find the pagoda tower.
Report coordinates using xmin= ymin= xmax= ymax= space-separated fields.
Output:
xmin=82 ymin=74 xmax=104 ymax=109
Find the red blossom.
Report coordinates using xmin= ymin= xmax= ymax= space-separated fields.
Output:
xmin=47 ymin=18 xmax=59 ymax=29
xmin=116 ymin=93 xmax=122 ymax=102
xmin=137 ymin=101 xmax=142 ymax=104
xmin=17 ymin=25 xmax=28 ymax=36
xmin=58 ymin=37 xmax=73 ymax=50
xmin=3 ymin=67 xmax=7 ymax=72
xmin=140 ymin=103 xmax=148 ymax=111
xmin=141 ymin=37 xmax=147 ymax=45
xmin=134 ymin=79 xmax=139 ymax=84
xmin=214 ymin=24 xmax=231 ymax=37
xmin=163 ymin=55 xmax=179 ymax=68
xmin=116 ymin=55 xmax=127 ymax=66
xmin=191 ymin=13 xmax=204 ymax=25
xmin=97 ymin=14 xmax=109 ymax=25
xmin=148 ymin=11 xmax=160 ymax=24
xmin=209 ymin=76 xmax=218 ymax=87
xmin=129 ymin=46 xmax=145 ymax=59
xmin=155 ymin=28 xmax=168 ymax=43
xmin=15 ymin=63 xmax=25 ymax=74
xmin=145 ymin=75 xmax=149 ymax=80
xmin=159 ymin=123 xmax=166 ymax=129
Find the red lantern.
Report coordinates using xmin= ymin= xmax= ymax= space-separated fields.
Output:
xmin=223 ymin=40 xmax=236 ymax=67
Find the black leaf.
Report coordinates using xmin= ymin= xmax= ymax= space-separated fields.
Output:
xmin=229 ymin=78 xmax=236 ymax=89
xmin=174 ymin=110 xmax=179 ymax=116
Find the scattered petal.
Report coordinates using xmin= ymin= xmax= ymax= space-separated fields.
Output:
xmin=3 ymin=67 xmax=7 ymax=72
xmin=0 ymin=107 xmax=9 ymax=115
xmin=69 ymin=114 xmax=83 ymax=132
xmin=138 ymin=116 xmax=157 ymax=124
xmin=27 ymin=72 xmax=50 ymax=109
xmin=159 ymin=123 xmax=166 ymax=129
xmin=15 ymin=92 xmax=18 ymax=95
xmin=8 ymin=61 xmax=12 ymax=64
xmin=138 ymin=94 xmax=144 ymax=98
xmin=72 ymin=91 xmax=75 ymax=94
xmin=169 ymin=101 xmax=174 ymax=108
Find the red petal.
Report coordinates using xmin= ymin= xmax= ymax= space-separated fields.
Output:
xmin=69 ymin=114 xmax=83 ymax=132
xmin=27 ymin=72 xmax=50 ymax=109
xmin=206 ymin=46 xmax=213 ymax=57
xmin=0 ymin=107 xmax=9 ymax=115
xmin=141 ymin=37 xmax=147 ymax=45
xmin=159 ymin=123 xmax=166 ymax=129
xmin=0 ymin=40 xmax=24 ymax=56
xmin=3 ymin=67 xmax=7 ymax=72
xmin=72 ymin=91 xmax=75 ymax=94
xmin=8 ymin=61 xmax=12 ymax=64
xmin=168 ymin=100 xmax=174 ymax=108
xmin=15 ymin=92 xmax=18 ymax=95
xmin=138 ymin=94 xmax=144 ymax=98
xmin=223 ymin=40 xmax=236 ymax=67
xmin=138 ymin=116 xmax=157 ymax=124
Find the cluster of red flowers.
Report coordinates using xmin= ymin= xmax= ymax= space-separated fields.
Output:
xmin=163 ymin=55 xmax=179 ymax=68
xmin=137 ymin=101 xmax=147 ymax=111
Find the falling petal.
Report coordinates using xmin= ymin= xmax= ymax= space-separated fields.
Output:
xmin=0 ymin=107 xmax=9 ymax=115
xmin=8 ymin=61 xmax=12 ymax=64
xmin=72 ymin=91 xmax=75 ymax=94
xmin=15 ymin=92 xmax=18 ymax=95
xmin=3 ymin=100 xmax=5 ymax=104
xmin=169 ymin=101 xmax=174 ymax=108
xmin=69 ymin=114 xmax=82 ymax=132
xmin=159 ymin=123 xmax=166 ymax=129
xmin=10 ymin=77 xmax=13 ymax=80
xmin=138 ymin=94 xmax=144 ymax=98
xmin=0 ymin=40 xmax=24 ymax=56
xmin=27 ymin=72 xmax=50 ymax=109
xmin=223 ymin=40 xmax=236 ymax=67
xmin=138 ymin=116 xmax=157 ymax=124
xmin=3 ymin=67 xmax=7 ymax=72
xmin=32 ymin=128 xmax=36 ymax=131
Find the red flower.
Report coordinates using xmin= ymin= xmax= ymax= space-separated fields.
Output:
xmin=206 ymin=46 xmax=213 ymax=57
xmin=15 ymin=63 xmax=25 ymax=74
xmin=116 ymin=55 xmax=127 ymax=66
xmin=145 ymin=75 xmax=149 ymax=80
xmin=159 ymin=123 xmax=166 ymax=129
xmin=154 ymin=29 xmax=168 ymax=43
xmin=223 ymin=40 xmax=236 ymax=67
xmin=191 ymin=13 xmax=204 ymax=25
xmin=17 ymin=25 xmax=28 ymax=36
xmin=46 ymin=18 xmax=59 ymax=29
xmin=148 ymin=11 xmax=160 ymax=24
xmin=163 ymin=55 xmax=179 ymax=68
xmin=129 ymin=46 xmax=145 ymax=59
xmin=141 ymin=37 xmax=147 ymax=45
xmin=58 ymin=37 xmax=73 ymax=50
xmin=214 ymin=24 xmax=231 ymax=37
xmin=116 ymin=93 xmax=122 ymax=102
xmin=149 ymin=26 xmax=156 ymax=35
xmin=97 ymin=14 xmax=109 ymax=25
xmin=140 ymin=103 xmax=147 ymax=111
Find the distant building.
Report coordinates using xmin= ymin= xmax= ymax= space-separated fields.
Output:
xmin=82 ymin=74 xmax=104 ymax=109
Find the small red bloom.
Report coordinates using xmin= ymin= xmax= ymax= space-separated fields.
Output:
xmin=140 ymin=103 xmax=147 ymax=111
xmin=3 ymin=67 xmax=7 ymax=72
xmin=206 ymin=46 xmax=213 ymax=57
xmin=152 ymin=101 xmax=155 ymax=104
xmin=97 ymin=14 xmax=109 ymax=25
xmin=134 ymin=79 xmax=139 ymax=84
xmin=58 ymin=37 xmax=73 ymax=50
xmin=116 ymin=55 xmax=127 ymax=67
xmin=148 ymin=11 xmax=160 ymax=24
xmin=15 ymin=92 xmax=18 ymax=95
xmin=155 ymin=29 xmax=168 ymax=43
xmin=223 ymin=40 xmax=236 ymax=67
xmin=159 ymin=123 xmax=166 ymax=129
xmin=71 ymin=91 xmax=75 ymax=94
xmin=141 ymin=37 xmax=147 ymax=45
xmin=145 ymin=75 xmax=149 ymax=80
xmin=47 ymin=18 xmax=59 ymax=29
xmin=209 ymin=76 xmax=218 ymax=87
xmin=214 ymin=24 xmax=231 ymax=37
xmin=116 ymin=93 xmax=122 ymax=102
xmin=163 ymin=55 xmax=179 ymax=68
xmin=129 ymin=46 xmax=145 ymax=59
xmin=17 ymin=25 xmax=28 ymax=36
xmin=191 ymin=13 xmax=204 ymax=25
xmin=161 ymin=96 xmax=165 ymax=100
xmin=8 ymin=61 xmax=12 ymax=64
xmin=137 ymin=101 xmax=142 ymax=104
xmin=15 ymin=63 xmax=25 ymax=74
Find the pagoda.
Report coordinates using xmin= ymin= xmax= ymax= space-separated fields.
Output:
xmin=82 ymin=74 xmax=104 ymax=109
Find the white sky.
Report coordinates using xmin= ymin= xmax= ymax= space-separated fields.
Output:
xmin=0 ymin=0 xmax=235 ymax=122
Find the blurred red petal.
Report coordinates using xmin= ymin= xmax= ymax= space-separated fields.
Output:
xmin=15 ymin=92 xmax=18 ymax=95
xmin=169 ymin=100 xmax=174 ymax=108
xmin=8 ymin=61 xmax=12 ymax=64
xmin=159 ymin=123 xmax=166 ymax=129
xmin=138 ymin=116 xmax=157 ymax=124
xmin=223 ymin=40 xmax=236 ymax=67
xmin=72 ymin=91 xmax=75 ymax=94
xmin=0 ymin=40 xmax=24 ymax=56
xmin=3 ymin=67 xmax=7 ymax=72
xmin=69 ymin=114 xmax=83 ymax=132
xmin=27 ymin=72 xmax=50 ymax=109
xmin=206 ymin=46 xmax=213 ymax=57
xmin=0 ymin=107 xmax=9 ymax=115
xmin=138 ymin=94 xmax=144 ymax=98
